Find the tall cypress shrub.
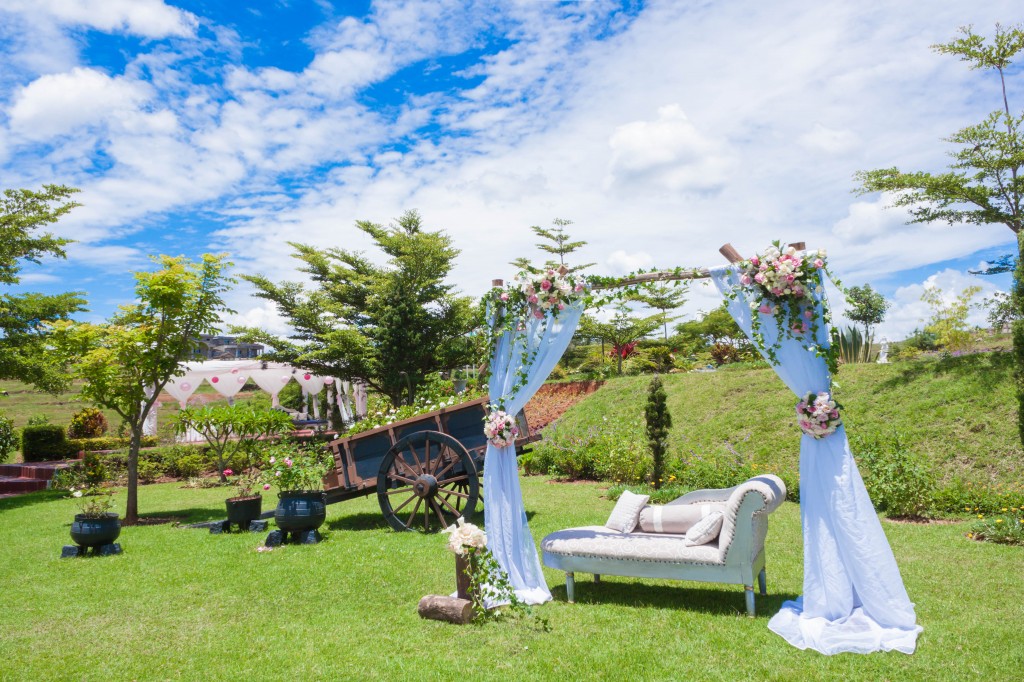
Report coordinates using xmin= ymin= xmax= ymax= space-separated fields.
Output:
xmin=645 ymin=375 xmax=671 ymax=490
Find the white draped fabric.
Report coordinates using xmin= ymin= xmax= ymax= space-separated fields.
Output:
xmin=711 ymin=266 xmax=922 ymax=655
xmin=484 ymin=300 xmax=585 ymax=605
xmin=249 ymin=368 xmax=296 ymax=407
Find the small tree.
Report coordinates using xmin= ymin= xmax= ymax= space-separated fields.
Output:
xmin=855 ymin=24 xmax=1024 ymax=447
xmin=52 ymin=254 xmax=233 ymax=524
xmin=922 ymin=285 xmax=982 ymax=352
xmin=633 ymin=282 xmax=687 ymax=340
xmin=845 ymin=284 xmax=891 ymax=361
xmin=176 ymin=403 xmax=294 ymax=481
xmin=510 ymin=218 xmax=595 ymax=273
xmin=0 ymin=185 xmax=86 ymax=393
xmin=578 ymin=305 xmax=662 ymax=374
xmin=644 ymin=375 xmax=671 ymax=490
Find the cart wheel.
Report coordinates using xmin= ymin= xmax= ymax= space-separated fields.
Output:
xmin=377 ymin=431 xmax=479 ymax=532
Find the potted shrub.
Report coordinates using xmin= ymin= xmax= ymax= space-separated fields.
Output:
xmin=223 ymin=468 xmax=263 ymax=531
xmin=262 ymin=442 xmax=332 ymax=544
xmin=64 ymin=486 xmax=121 ymax=557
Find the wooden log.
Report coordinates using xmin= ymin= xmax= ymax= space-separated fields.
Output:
xmin=788 ymin=241 xmax=806 ymax=251
xmin=492 ymin=278 xmax=504 ymax=287
xmin=719 ymin=243 xmax=744 ymax=263
xmin=418 ymin=595 xmax=474 ymax=624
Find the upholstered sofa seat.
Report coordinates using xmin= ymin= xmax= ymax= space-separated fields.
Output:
xmin=541 ymin=475 xmax=786 ymax=616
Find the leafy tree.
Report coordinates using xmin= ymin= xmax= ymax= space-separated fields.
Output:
xmin=675 ymin=303 xmax=747 ymax=350
xmin=0 ymin=185 xmax=87 ymax=392
xmin=510 ymin=218 xmax=595 ymax=273
xmin=854 ymin=24 xmax=1024 ymax=444
xmin=983 ymin=291 xmax=1018 ymax=330
xmin=238 ymin=211 xmax=477 ymax=406
xmin=52 ymin=254 xmax=234 ymax=524
xmin=644 ymin=375 xmax=671 ymax=490
xmin=175 ymin=404 xmax=293 ymax=481
xmin=632 ymin=282 xmax=687 ymax=340
xmin=922 ymin=285 xmax=982 ymax=352
xmin=578 ymin=304 xmax=662 ymax=374
xmin=845 ymin=284 xmax=891 ymax=361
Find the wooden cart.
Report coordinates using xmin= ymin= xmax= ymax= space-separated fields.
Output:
xmin=323 ymin=397 xmax=537 ymax=532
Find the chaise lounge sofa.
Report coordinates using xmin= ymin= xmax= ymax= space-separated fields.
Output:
xmin=540 ymin=474 xmax=787 ymax=616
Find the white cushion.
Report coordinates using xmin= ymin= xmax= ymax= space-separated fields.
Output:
xmin=683 ymin=511 xmax=724 ymax=547
xmin=638 ymin=504 xmax=706 ymax=534
xmin=605 ymin=490 xmax=650 ymax=533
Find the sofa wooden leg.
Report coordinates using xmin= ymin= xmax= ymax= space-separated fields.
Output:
xmin=744 ymin=585 xmax=755 ymax=617
xmin=758 ymin=568 xmax=767 ymax=596
xmin=566 ymin=572 xmax=576 ymax=603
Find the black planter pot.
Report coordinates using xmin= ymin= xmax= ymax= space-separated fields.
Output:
xmin=70 ymin=513 xmax=121 ymax=548
xmin=275 ymin=491 xmax=327 ymax=532
xmin=226 ymin=496 xmax=262 ymax=527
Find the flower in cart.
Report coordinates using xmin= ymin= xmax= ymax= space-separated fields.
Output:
xmin=795 ymin=391 xmax=842 ymax=438
xmin=443 ymin=517 xmax=487 ymax=556
xmin=484 ymin=409 xmax=519 ymax=448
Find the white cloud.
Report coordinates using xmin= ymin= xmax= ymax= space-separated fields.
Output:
xmin=605 ymin=104 xmax=733 ymax=194
xmin=8 ymin=68 xmax=153 ymax=140
xmin=798 ymin=123 xmax=858 ymax=154
xmin=606 ymin=250 xmax=653 ymax=275
xmin=0 ymin=0 xmax=198 ymax=38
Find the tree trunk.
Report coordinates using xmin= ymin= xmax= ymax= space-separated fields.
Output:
xmin=863 ymin=323 xmax=872 ymax=363
xmin=1015 ymin=233 xmax=1024 ymax=453
xmin=617 ymin=352 xmax=623 ymax=375
xmin=126 ymin=424 xmax=142 ymax=524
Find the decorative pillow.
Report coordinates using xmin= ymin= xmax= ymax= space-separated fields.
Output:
xmin=683 ymin=510 xmax=724 ymax=547
xmin=638 ymin=505 xmax=705 ymax=534
xmin=605 ymin=490 xmax=650 ymax=533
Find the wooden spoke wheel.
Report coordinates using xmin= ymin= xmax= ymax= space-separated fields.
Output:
xmin=377 ymin=431 xmax=479 ymax=532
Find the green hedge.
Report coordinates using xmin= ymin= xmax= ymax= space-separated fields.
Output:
xmin=21 ymin=425 xmax=69 ymax=461
xmin=67 ymin=435 xmax=158 ymax=453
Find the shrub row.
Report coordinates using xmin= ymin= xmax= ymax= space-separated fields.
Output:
xmin=22 ymin=424 xmax=159 ymax=461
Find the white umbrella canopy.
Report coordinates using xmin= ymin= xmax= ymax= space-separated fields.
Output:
xmin=166 ymin=361 xmax=339 ymax=408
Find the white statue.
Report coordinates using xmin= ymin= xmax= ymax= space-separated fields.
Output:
xmin=877 ymin=337 xmax=889 ymax=364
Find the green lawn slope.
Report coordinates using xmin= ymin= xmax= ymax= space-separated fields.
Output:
xmin=547 ymin=351 xmax=1021 ymax=486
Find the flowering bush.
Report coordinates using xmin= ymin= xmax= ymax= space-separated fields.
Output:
xmin=69 ymin=486 xmax=115 ymax=518
xmin=795 ymin=391 xmax=842 ymax=438
xmin=261 ymin=442 xmax=333 ymax=492
xmin=968 ymin=510 xmax=1024 ymax=546
xmin=484 ymin=409 xmax=519 ymax=448
xmin=223 ymin=468 xmax=261 ymax=499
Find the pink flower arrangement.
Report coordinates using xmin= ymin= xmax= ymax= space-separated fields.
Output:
xmin=509 ymin=267 xmax=584 ymax=320
xmin=483 ymin=409 xmax=519 ymax=448
xmin=795 ymin=391 xmax=842 ymax=439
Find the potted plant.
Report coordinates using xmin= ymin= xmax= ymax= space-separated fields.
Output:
xmin=262 ymin=442 xmax=333 ymax=543
xmin=65 ymin=486 xmax=121 ymax=556
xmin=223 ymin=468 xmax=263 ymax=530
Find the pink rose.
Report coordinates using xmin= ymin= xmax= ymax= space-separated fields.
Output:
xmin=541 ymin=280 xmax=552 ymax=291
xmin=786 ymin=274 xmax=795 ymax=283
xmin=813 ymin=258 xmax=824 ymax=268
xmin=499 ymin=292 xmax=509 ymax=301
xmin=750 ymin=256 xmax=759 ymax=266
xmin=740 ymin=274 xmax=752 ymax=286
xmin=263 ymin=484 xmax=271 ymax=490
xmin=754 ymin=273 xmax=765 ymax=284
xmin=758 ymin=304 xmax=772 ymax=315
xmin=574 ymin=283 xmax=584 ymax=292
xmin=528 ymin=294 xmax=538 ymax=304
xmin=533 ymin=309 xmax=545 ymax=319
xmin=803 ymin=310 xmax=813 ymax=319
xmin=558 ymin=303 xmax=565 ymax=311
xmin=549 ymin=296 xmax=558 ymax=304
xmin=223 ymin=468 xmax=233 ymax=476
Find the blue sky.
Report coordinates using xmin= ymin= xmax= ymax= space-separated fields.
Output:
xmin=0 ymin=0 xmax=1018 ymax=339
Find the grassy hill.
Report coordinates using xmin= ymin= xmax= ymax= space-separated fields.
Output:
xmin=540 ymin=351 xmax=1021 ymax=487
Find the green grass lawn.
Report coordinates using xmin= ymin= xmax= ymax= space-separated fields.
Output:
xmin=1 ymin=477 xmax=1021 ymax=681
xmin=549 ymin=351 xmax=1021 ymax=486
